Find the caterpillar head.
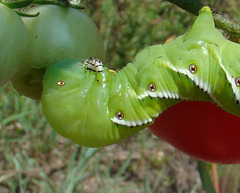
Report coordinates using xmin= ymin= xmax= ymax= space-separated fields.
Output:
xmin=41 ymin=58 xmax=146 ymax=147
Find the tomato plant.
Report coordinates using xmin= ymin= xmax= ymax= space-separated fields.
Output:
xmin=11 ymin=5 xmax=106 ymax=100
xmin=149 ymin=101 xmax=240 ymax=164
xmin=0 ymin=3 xmax=28 ymax=86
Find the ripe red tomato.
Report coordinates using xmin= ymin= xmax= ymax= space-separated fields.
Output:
xmin=149 ymin=101 xmax=240 ymax=164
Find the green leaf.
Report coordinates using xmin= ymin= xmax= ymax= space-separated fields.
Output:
xmin=167 ymin=0 xmax=203 ymax=15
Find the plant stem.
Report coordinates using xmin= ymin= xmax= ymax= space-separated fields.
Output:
xmin=0 ymin=0 xmax=34 ymax=9
xmin=32 ymin=0 xmax=85 ymax=9
xmin=197 ymin=161 xmax=216 ymax=193
xmin=167 ymin=0 xmax=240 ymax=38
xmin=212 ymin=164 xmax=220 ymax=193
xmin=213 ymin=13 xmax=240 ymax=38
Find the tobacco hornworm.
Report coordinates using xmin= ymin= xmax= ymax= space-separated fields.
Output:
xmin=42 ymin=7 xmax=240 ymax=147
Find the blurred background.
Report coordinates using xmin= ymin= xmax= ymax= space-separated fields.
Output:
xmin=1 ymin=0 xmax=240 ymax=192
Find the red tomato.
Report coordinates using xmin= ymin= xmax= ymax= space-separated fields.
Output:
xmin=149 ymin=101 xmax=240 ymax=164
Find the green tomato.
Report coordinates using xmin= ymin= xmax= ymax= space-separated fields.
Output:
xmin=11 ymin=5 xmax=106 ymax=100
xmin=0 ymin=3 xmax=28 ymax=86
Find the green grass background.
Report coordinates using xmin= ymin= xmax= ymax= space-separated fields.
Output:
xmin=1 ymin=0 xmax=240 ymax=192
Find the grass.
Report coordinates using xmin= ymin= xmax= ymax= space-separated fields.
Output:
xmin=1 ymin=0 xmax=240 ymax=192
xmin=0 ymin=83 xmax=203 ymax=193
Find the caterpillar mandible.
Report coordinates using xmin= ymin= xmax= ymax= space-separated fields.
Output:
xmin=42 ymin=7 xmax=240 ymax=148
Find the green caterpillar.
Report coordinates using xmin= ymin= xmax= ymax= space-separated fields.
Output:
xmin=42 ymin=7 xmax=240 ymax=147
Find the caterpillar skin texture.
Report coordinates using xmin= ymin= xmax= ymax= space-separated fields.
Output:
xmin=42 ymin=7 xmax=240 ymax=147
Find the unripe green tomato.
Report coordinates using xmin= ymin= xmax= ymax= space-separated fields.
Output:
xmin=0 ymin=3 xmax=28 ymax=86
xmin=11 ymin=5 xmax=106 ymax=100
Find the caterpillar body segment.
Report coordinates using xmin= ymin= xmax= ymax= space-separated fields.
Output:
xmin=42 ymin=7 xmax=240 ymax=147
xmin=42 ymin=59 xmax=149 ymax=147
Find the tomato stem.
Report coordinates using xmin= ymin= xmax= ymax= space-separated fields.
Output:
xmin=0 ymin=0 xmax=85 ymax=12
xmin=167 ymin=0 xmax=240 ymax=38
xmin=0 ymin=0 xmax=33 ymax=9
xmin=32 ymin=0 xmax=85 ymax=9
xmin=14 ymin=10 xmax=40 ymax=17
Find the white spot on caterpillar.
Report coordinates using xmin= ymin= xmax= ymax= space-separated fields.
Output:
xmin=151 ymin=113 xmax=161 ymax=118
xmin=218 ymin=61 xmax=240 ymax=102
xmin=230 ymin=78 xmax=240 ymax=102
xmin=111 ymin=117 xmax=152 ymax=127
xmin=138 ymin=91 xmax=180 ymax=100
xmin=136 ymin=120 xmax=143 ymax=125
xmin=169 ymin=66 xmax=213 ymax=92
xmin=168 ymin=65 xmax=223 ymax=106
